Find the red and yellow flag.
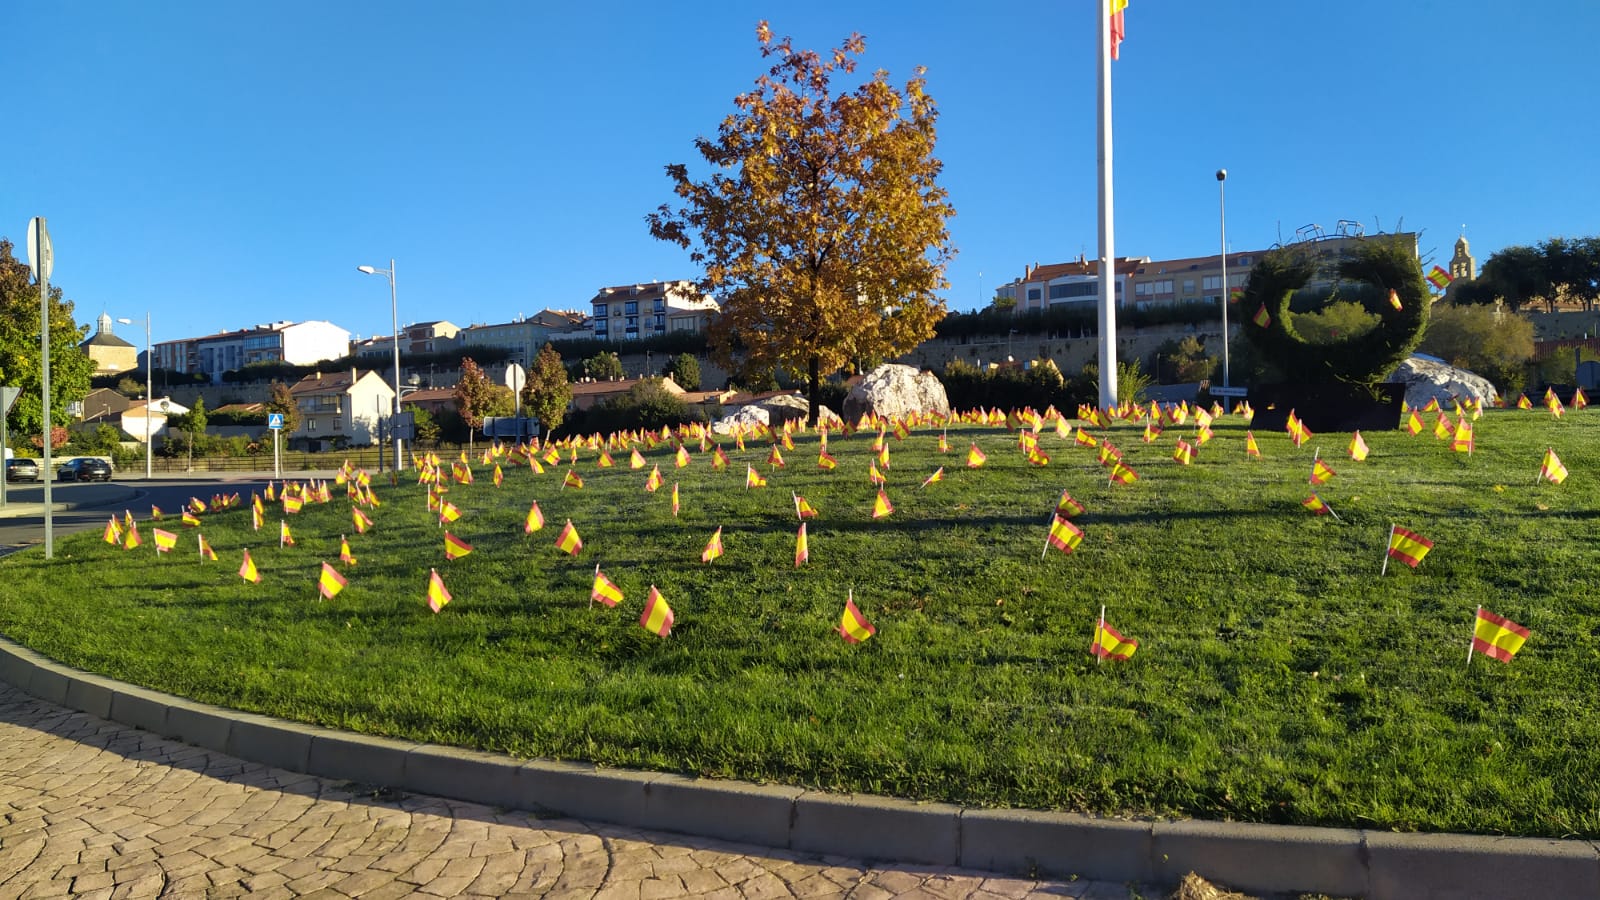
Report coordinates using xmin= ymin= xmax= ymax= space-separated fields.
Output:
xmin=675 ymin=445 xmax=691 ymax=468
xmin=1516 ymin=394 xmax=1533 ymax=410
xmin=701 ymin=527 xmax=724 ymax=563
xmin=966 ymin=444 xmax=987 ymax=468
xmin=180 ymin=510 xmax=201 ymax=527
xmin=1388 ymin=288 xmax=1403 ymax=311
xmin=838 ymin=591 xmax=876 ymax=644
xmin=713 ymin=445 xmax=729 ymax=470
xmin=795 ymin=523 xmax=809 ymax=567
xmin=152 ymin=528 xmax=177 ymax=554
xmin=1108 ymin=461 xmax=1138 ymax=485
xmin=1451 ymin=418 xmax=1474 ymax=453
xmin=1046 ymin=515 xmax=1083 ymax=555
xmin=1056 ymin=491 xmax=1085 ymax=518
xmin=1172 ymin=440 xmax=1194 ymax=466
xmin=872 ymin=489 xmax=894 ymax=519
xmin=427 ymin=568 xmax=452 ymax=613
xmin=794 ymin=493 xmax=818 ymax=520
xmin=351 ymin=506 xmax=372 ymax=535
xmin=525 ymin=501 xmax=545 ymax=533
xmin=1387 ymin=526 xmax=1434 ymax=569
xmin=629 ymin=448 xmax=646 ymax=469
xmin=1348 ymin=431 xmax=1370 ymax=461
xmin=746 ymin=465 xmax=767 ymax=488
xmin=238 ymin=549 xmax=260 ymax=583
xmin=1540 ymin=448 xmax=1569 ymax=484
xmin=645 ymin=465 xmax=664 ymax=492
xmin=339 ymin=536 xmax=356 ymax=565
xmin=280 ymin=520 xmax=294 ymax=547
xmin=103 ymin=517 xmax=122 ymax=545
xmin=920 ymin=467 xmax=944 ymax=489
xmin=318 ymin=562 xmax=347 ymax=600
xmin=591 ymin=565 xmax=623 ymax=607
xmin=1573 ymin=387 xmax=1589 ymax=409
xmin=817 ymin=448 xmax=838 ymax=470
xmin=563 ymin=469 xmax=584 ymax=490
xmin=444 ymin=532 xmax=473 ymax=561
xmin=671 ymin=482 xmax=680 ymax=516
xmin=868 ymin=462 xmax=886 ymax=486
xmin=1302 ymin=493 xmax=1331 ymax=516
xmin=439 ymin=501 xmax=462 ymax=524
xmin=555 ymin=520 xmax=583 ymax=556
xmin=1310 ymin=458 xmax=1336 ymax=485
xmin=1472 ymin=607 xmax=1529 ymax=664
xmin=1092 ymin=619 xmax=1139 ymax=661
xmin=596 ymin=451 xmax=614 ymax=469
xmin=640 ymin=585 xmax=674 ymax=637
xmin=282 ymin=494 xmax=303 ymax=514
xmin=1245 ymin=431 xmax=1261 ymax=459
xmin=1252 ymin=304 xmax=1271 ymax=328
xmin=1404 ymin=409 xmax=1423 ymax=436
xmin=767 ymin=446 xmax=785 ymax=469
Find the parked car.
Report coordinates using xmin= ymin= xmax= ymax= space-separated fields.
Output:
xmin=5 ymin=458 xmax=40 ymax=483
xmin=57 ymin=458 xmax=114 ymax=482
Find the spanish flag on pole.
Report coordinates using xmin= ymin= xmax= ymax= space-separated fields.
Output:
xmin=920 ymin=467 xmax=944 ymax=489
xmin=1470 ymin=606 xmax=1529 ymax=664
xmin=1108 ymin=461 xmax=1138 ymax=485
xmin=1245 ymin=430 xmax=1261 ymax=459
xmin=1540 ymin=448 xmax=1569 ymax=484
xmin=872 ymin=489 xmax=894 ymax=519
xmin=1252 ymin=304 xmax=1271 ymax=328
xmin=1404 ymin=409 xmax=1424 ymax=436
xmin=1172 ymin=440 xmax=1194 ymax=466
xmin=630 ymin=448 xmax=647 ymax=469
xmin=817 ymin=448 xmax=838 ymax=470
xmin=521 ymin=501 xmax=544 ymax=534
xmin=1056 ymin=490 xmax=1085 ymax=517
xmin=339 ymin=536 xmax=357 ymax=566
xmin=1384 ymin=525 xmax=1434 ymax=572
xmin=1310 ymin=457 xmax=1336 ymax=485
xmin=713 ymin=445 xmax=729 ymax=470
xmin=675 ymin=445 xmax=691 ymax=468
xmin=181 ymin=510 xmax=201 ymax=527
xmin=591 ymin=564 xmax=623 ymax=608
xmin=556 ymin=520 xmax=583 ymax=556
xmin=426 ymin=568 xmax=452 ymax=613
xmin=795 ymin=523 xmax=809 ymax=567
xmin=966 ymin=443 xmax=987 ymax=468
xmin=239 ymin=549 xmax=261 ymax=583
xmin=701 ymin=527 xmax=724 ymax=563
xmin=645 ymin=464 xmax=664 ymax=492
xmin=1451 ymin=417 xmax=1475 ymax=453
xmin=794 ymin=493 xmax=819 ymax=520
xmin=1044 ymin=514 xmax=1084 ymax=557
xmin=352 ymin=506 xmax=372 ymax=534
xmin=444 ymin=532 xmax=473 ymax=561
xmin=640 ymin=585 xmax=674 ymax=637
xmin=1348 ymin=431 xmax=1370 ymax=461
xmin=152 ymin=528 xmax=177 ymax=555
xmin=563 ymin=469 xmax=584 ymax=490
xmin=671 ymin=482 xmax=680 ymax=516
xmin=1092 ymin=610 xmax=1139 ymax=661
xmin=837 ymin=590 xmax=876 ymax=644
xmin=746 ymin=465 xmax=767 ymax=488
xmin=103 ymin=517 xmax=122 ymax=545
xmin=317 ymin=562 xmax=347 ymax=600
xmin=1302 ymin=493 xmax=1331 ymax=516
xmin=280 ymin=520 xmax=294 ymax=547
xmin=198 ymin=534 xmax=217 ymax=561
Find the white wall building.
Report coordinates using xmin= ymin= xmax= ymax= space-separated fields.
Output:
xmin=153 ymin=321 xmax=351 ymax=383
xmin=589 ymin=281 xmax=718 ymax=341
xmin=285 ymin=368 xmax=396 ymax=448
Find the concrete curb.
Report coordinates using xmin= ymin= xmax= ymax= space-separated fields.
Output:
xmin=2 ymin=636 xmax=1597 ymax=899
xmin=0 ymin=484 xmax=140 ymax=520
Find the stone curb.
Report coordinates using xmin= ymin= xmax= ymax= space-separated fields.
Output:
xmin=2 ymin=636 xmax=1597 ymax=899
xmin=0 ymin=485 xmax=140 ymax=520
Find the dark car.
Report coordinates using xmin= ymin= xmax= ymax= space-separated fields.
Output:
xmin=5 ymin=458 xmax=40 ymax=483
xmin=57 ymin=458 xmax=114 ymax=482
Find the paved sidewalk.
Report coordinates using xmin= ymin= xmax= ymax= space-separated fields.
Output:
xmin=0 ymin=683 xmax=1137 ymax=899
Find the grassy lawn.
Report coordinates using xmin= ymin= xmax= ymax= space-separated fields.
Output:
xmin=3 ymin=405 xmax=1599 ymax=838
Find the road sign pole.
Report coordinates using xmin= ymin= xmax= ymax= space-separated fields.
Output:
xmin=273 ymin=430 xmax=280 ymax=479
xmin=31 ymin=218 xmax=55 ymax=559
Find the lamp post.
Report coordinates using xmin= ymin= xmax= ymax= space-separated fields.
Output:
xmin=1216 ymin=169 xmax=1231 ymax=390
xmin=116 ymin=314 xmax=153 ymax=479
xmin=356 ymin=260 xmax=404 ymax=472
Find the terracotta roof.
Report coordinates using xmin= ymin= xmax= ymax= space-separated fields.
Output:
xmin=81 ymin=332 xmax=136 ymax=349
xmin=401 ymin=388 xmax=457 ymax=404
xmin=1021 ymin=257 xmax=1144 ymax=283
xmin=289 ymin=370 xmax=387 ymax=395
xmin=211 ymin=403 xmax=266 ymax=415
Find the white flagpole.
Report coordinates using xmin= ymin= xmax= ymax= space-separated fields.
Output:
xmin=1466 ymin=604 xmax=1480 ymax=667
xmin=1096 ymin=604 xmax=1107 ymax=666
xmin=1381 ymin=523 xmax=1396 ymax=576
xmin=1310 ymin=447 xmax=1320 ymax=484
xmin=1041 ymin=510 xmax=1056 ymax=560
xmin=1095 ymin=0 xmax=1119 ymax=409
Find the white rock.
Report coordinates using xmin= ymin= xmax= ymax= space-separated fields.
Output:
xmin=1389 ymin=357 xmax=1499 ymax=408
xmin=842 ymin=364 xmax=951 ymax=422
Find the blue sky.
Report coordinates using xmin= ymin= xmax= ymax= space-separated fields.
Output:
xmin=5 ymin=1 xmax=1596 ymax=348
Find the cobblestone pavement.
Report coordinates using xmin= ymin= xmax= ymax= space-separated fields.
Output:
xmin=0 ymin=684 xmax=1141 ymax=899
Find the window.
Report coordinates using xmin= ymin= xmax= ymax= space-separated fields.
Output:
xmin=1202 ymin=275 xmax=1222 ymax=291
xmin=308 ymin=418 xmax=317 ymax=432
xmin=653 ymin=299 xmax=665 ymax=312
xmin=1236 ymin=256 xmax=1253 ymax=266
xmin=626 ymin=317 xmax=637 ymax=328
xmin=1183 ymin=279 xmax=1196 ymax=294
xmin=654 ymin=314 xmax=665 ymax=329
xmin=1027 ymin=288 xmax=1042 ymax=301
xmin=595 ymin=303 xmax=608 ymax=317
xmin=625 ymin=301 xmax=638 ymax=315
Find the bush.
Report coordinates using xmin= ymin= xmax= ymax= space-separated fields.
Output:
xmin=1150 ymin=336 xmax=1216 ymax=384
xmin=663 ymin=353 xmax=702 ymax=391
xmin=1419 ymin=304 xmax=1536 ymax=393
xmin=941 ymin=358 xmax=1095 ymax=413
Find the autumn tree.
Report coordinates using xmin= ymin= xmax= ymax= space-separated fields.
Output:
xmin=454 ymin=357 xmax=513 ymax=437
xmin=520 ymin=343 xmax=573 ymax=436
xmin=264 ymin=382 xmax=301 ymax=435
xmin=0 ymin=238 xmax=96 ymax=437
xmin=584 ymin=351 xmax=624 ymax=381
xmin=648 ymin=21 xmax=955 ymax=425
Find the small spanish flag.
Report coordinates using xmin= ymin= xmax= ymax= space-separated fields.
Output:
xmin=1172 ymin=440 xmax=1194 ymax=466
xmin=352 ymin=507 xmax=372 ymax=535
xmin=525 ymin=501 xmax=545 ymax=533
xmin=591 ymin=565 xmax=623 ymax=607
xmin=1540 ymin=448 xmax=1568 ymax=484
xmin=152 ymin=528 xmax=177 ymax=554
xmin=198 ymin=533 xmax=217 ymax=561
xmin=339 ymin=536 xmax=357 ymax=566
xmin=794 ymin=493 xmax=819 ymax=520
xmin=179 ymin=510 xmax=200 ymax=527
xmin=872 ymin=489 xmax=894 ymax=519
xmin=1404 ymin=410 xmax=1423 ymax=436
xmin=1388 ymin=288 xmax=1403 ymax=311
xmin=595 ymin=451 xmax=614 ymax=469
xmin=1451 ymin=418 xmax=1475 ymax=454
xmin=439 ymin=501 xmax=462 ymax=524
xmin=1471 ymin=606 xmax=1529 ymax=664
xmin=838 ymin=590 xmax=876 ymax=644
xmin=1517 ymin=394 xmax=1532 ymax=410
xmin=1056 ymin=491 xmax=1085 ymax=517
xmin=1045 ymin=514 xmax=1083 ymax=555
xmin=1302 ymin=493 xmax=1331 ymax=516
xmin=629 ymin=449 xmax=647 ymax=469
xmin=1108 ymin=461 xmax=1138 ymax=485
xmin=425 ymin=568 xmax=452 ymax=613
xmin=1245 ymin=430 xmax=1261 ymax=458
xmin=318 ymin=562 xmax=347 ymax=600
xmin=1386 ymin=526 xmax=1434 ymax=570
xmin=1574 ymin=387 xmax=1589 ymax=409
xmin=868 ymin=462 xmax=886 ymax=486
xmin=768 ymin=446 xmax=785 ymax=468
xmin=563 ymin=469 xmax=584 ymax=490
xmin=280 ymin=520 xmax=294 ymax=547
xmin=920 ymin=467 xmax=944 ymax=489
xmin=555 ymin=520 xmax=583 ymax=556
xmin=671 ymin=482 xmax=680 ymax=516
xmin=1348 ymin=431 xmax=1370 ymax=461
xmin=966 ymin=444 xmax=987 ymax=468
xmin=1310 ymin=458 xmax=1336 ymax=485
xmin=701 ymin=527 xmax=724 ymax=563
xmin=492 ymin=464 xmax=504 ymax=487
xmin=1252 ymin=304 xmax=1271 ymax=328
xmin=640 ymin=585 xmax=674 ymax=637
xmin=746 ymin=466 xmax=767 ymax=488
xmin=795 ymin=523 xmax=809 ymax=567
xmin=1092 ymin=617 xmax=1139 ymax=661
xmin=1075 ymin=429 xmax=1098 ymax=449
xmin=817 ymin=448 xmax=838 ymax=470
xmin=239 ymin=550 xmax=261 ymax=583
xmin=645 ymin=465 xmax=664 ymax=492
xmin=675 ymin=446 xmax=691 ymax=468
xmin=444 ymin=532 xmax=473 ymax=561
xmin=283 ymin=494 xmax=303 ymax=514
xmin=104 ymin=517 xmax=122 ymax=545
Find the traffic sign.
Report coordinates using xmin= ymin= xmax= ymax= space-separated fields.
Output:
xmin=1208 ymin=386 xmax=1249 ymax=398
xmin=504 ymin=363 xmax=526 ymax=394
xmin=268 ymin=413 xmax=285 ymax=430
xmin=26 ymin=217 xmax=53 ymax=282
xmin=0 ymin=386 xmax=19 ymax=415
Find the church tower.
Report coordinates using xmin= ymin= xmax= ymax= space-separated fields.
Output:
xmin=1449 ymin=235 xmax=1476 ymax=282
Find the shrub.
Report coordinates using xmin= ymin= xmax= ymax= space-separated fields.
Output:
xmin=1419 ymin=304 xmax=1536 ymax=393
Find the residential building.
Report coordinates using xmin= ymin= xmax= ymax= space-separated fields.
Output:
xmin=568 ymin=375 xmax=686 ymax=412
xmin=153 ymin=321 xmax=350 ymax=384
xmin=285 ymin=368 xmax=396 ymax=448
xmin=997 ymin=257 xmax=1143 ymax=314
xmin=79 ymin=314 xmax=140 ymax=376
xmin=80 ymin=387 xmax=136 ymax=425
xmin=454 ymin=310 xmax=590 ymax=367
xmin=351 ymin=320 xmax=463 ymax=359
xmin=589 ymin=281 xmax=718 ymax=342
xmin=399 ymin=387 xmax=458 ymax=417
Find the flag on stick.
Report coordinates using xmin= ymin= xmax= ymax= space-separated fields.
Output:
xmin=352 ymin=507 xmax=372 ymax=534
xmin=1426 ymin=265 xmax=1453 ymax=289
xmin=197 ymin=533 xmax=217 ymax=561
xmin=591 ymin=565 xmax=623 ymax=608
xmin=795 ymin=523 xmax=809 ymax=567
xmin=1302 ymin=493 xmax=1340 ymax=520
xmin=1348 ymin=431 xmax=1370 ymax=461
xmin=645 ymin=465 xmax=664 ymax=492
xmin=640 ymin=585 xmax=674 ymax=637
xmin=701 ymin=527 xmax=724 ymax=563
xmin=920 ymin=467 xmax=944 ymax=489
xmin=1043 ymin=514 xmax=1084 ymax=557
xmin=1092 ymin=608 xmax=1139 ymax=661
xmin=794 ymin=493 xmax=818 ymax=520
xmin=1056 ymin=491 xmax=1085 ymax=517
xmin=671 ymin=482 xmax=680 ymax=516
xmin=563 ymin=469 xmax=584 ymax=490
xmin=103 ymin=517 xmax=122 ymax=545
xmin=871 ymin=489 xmax=893 ymax=519
xmin=1245 ymin=431 xmax=1261 ymax=459
xmin=746 ymin=465 xmax=767 ymax=488
xmin=444 ymin=532 xmax=473 ymax=560
xmin=318 ymin=562 xmax=347 ymax=600
xmin=966 ymin=443 xmax=987 ymax=468
xmin=1252 ymin=304 xmax=1271 ymax=328
xmin=1108 ymin=461 xmax=1138 ymax=485
xmin=675 ymin=446 xmax=691 ymax=468
xmin=239 ymin=549 xmax=260 ymax=583
xmin=1451 ymin=418 xmax=1475 ymax=454
xmin=280 ymin=521 xmax=294 ymax=547
xmin=817 ymin=448 xmax=838 ymax=470
xmin=1540 ymin=448 xmax=1569 ymax=484
xmin=524 ymin=501 xmax=545 ymax=533
xmin=1172 ymin=440 xmax=1193 ymax=466
xmin=426 ymin=568 xmax=452 ymax=613
xmin=1469 ymin=606 xmax=1529 ymax=665
xmin=1388 ymin=288 xmax=1403 ymax=311
xmin=339 ymin=536 xmax=357 ymax=565
xmin=1383 ymin=525 xmax=1434 ymax=573
xmin=1310 ymin=456 xmax=1336 ymax=485
xmin=152 ymin=528 xmax=177 ymax=554
xmin=556 ymin=520 xmax=583 ymax=556
xmin=838 ymin=590 xmax=876 ymax=644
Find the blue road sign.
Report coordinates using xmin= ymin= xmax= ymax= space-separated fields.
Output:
xmin=268 ymin=413 xmax=285 ymax=430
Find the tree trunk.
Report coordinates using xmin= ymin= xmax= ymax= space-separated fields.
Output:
xmin=808 ymin=355 xmax=820 ymax=427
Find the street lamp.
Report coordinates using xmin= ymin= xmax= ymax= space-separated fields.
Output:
xmin=1216 ymin=169 xmax=1231 ymax=390
xmin=116 ymin=313 xmax=153 ymax=479
xmin=356 ymin=260 xmax=404 ymax=472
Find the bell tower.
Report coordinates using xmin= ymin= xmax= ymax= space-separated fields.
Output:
xmin=1450 ymin=234 xmax=1476 ymax=282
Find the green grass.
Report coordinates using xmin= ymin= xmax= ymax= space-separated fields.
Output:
xmin=4 ymin=407 xmax=1600 ymax=838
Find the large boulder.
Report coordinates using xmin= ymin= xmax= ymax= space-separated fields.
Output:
xmin=712 ymin=393 xmax=842 ymax=433
xmin=842 ymin=364 xmax=951 ymax=422
xmin=710 ymin=404 xmax=769 ymax=435
xmin=1389 ymin=357 xmax=1499 ymax=408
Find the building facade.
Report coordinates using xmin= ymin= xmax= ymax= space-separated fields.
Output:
xmin=153 ymin=321 xmax=350 ymax=383
xmin=79 ymin=314 xmax=140 ymax=376
xmin=589 ymin=281 xmax=718 ymax=341
xmin=454 ymin=310 xmax=590 ymax=367
xmin=285 ymin=368 xmax=396 ymax=447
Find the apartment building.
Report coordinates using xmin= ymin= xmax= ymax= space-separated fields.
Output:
xmin=589 ymin=281 xmax=718 ymax=341
xmin=153 ymin=320 xmax=350 ymax=383
xmin=285 ymin=368 xmax=396 ymax=448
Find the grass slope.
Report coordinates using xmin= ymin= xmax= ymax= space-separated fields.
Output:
xmin=3 ymin=407 xmax=1599 ymax=838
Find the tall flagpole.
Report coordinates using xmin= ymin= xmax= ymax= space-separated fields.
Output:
xmin=1096 ymin=0 xmax=1119 ymax=409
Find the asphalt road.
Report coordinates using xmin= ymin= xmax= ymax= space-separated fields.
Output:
xmin=0 ymin=476 xmax=277 ymax=558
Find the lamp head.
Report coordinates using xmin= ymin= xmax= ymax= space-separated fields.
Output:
xmin=116 ymin=317 xmax=133 ymax=325
xmin=1216 ymin=169 xmax=1227 ymax=182
xmin=357 ymin=265 xmax=379 ymax=275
